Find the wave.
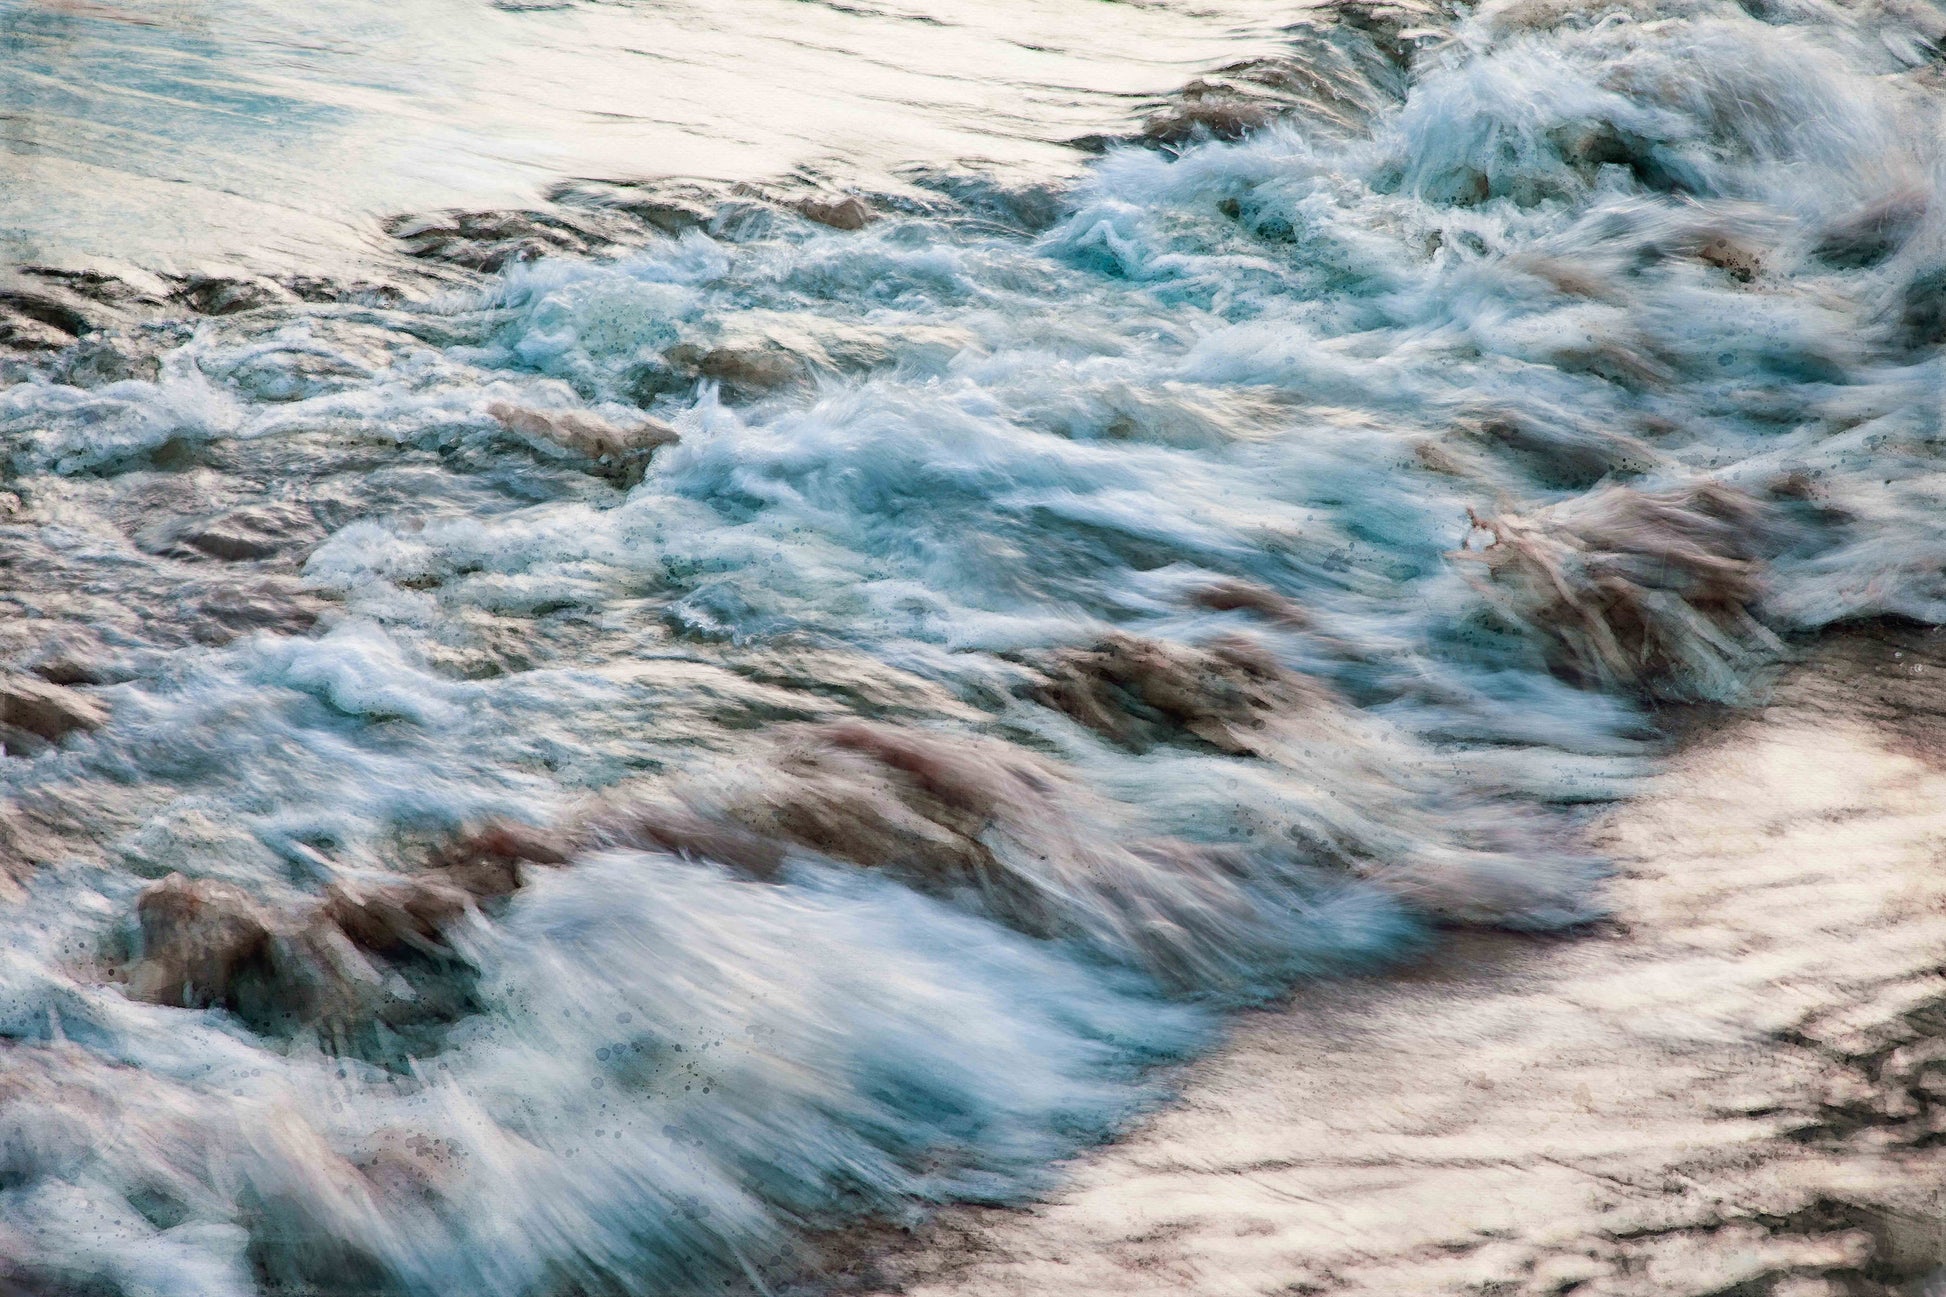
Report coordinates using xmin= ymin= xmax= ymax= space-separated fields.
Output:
xmin=0 ymin=0 xmax=1938 ymax=1289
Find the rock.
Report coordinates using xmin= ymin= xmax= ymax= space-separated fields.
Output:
xmin=1450 ymin=403 xmax=1659 ymax=489
xmin=0 ymin=289 xmax=94 ymax=348
xmin=17 ymin=266 xmax=156 ymax=307
xmin=315 ymin=820 xmax=570 ymax=959
xmin=623 ymin=355 xmax=696 ymax=404
xmin=904 ymin=169 xmax=1066 ymax=232
xmin=169 ymin=275 xmax=289 ymax=316
xmin=592 ymin=805 xmax=787 ymax=880
xmin=1186 ymin=579 xmax=1310 ymax=626
xmin=486 ymin=402 xmax=680 ymax=485
xmin=127 ymin=874 xmax=276 ymax=1009
xmin=224 ymin=348 xmax=373 ymax=403
xmin=183 ymin=576 xmax=326 ymax=643
xmin=0 ymin=674 xmax=108 ymax=743
xmin=1142 ymin=88 xmax=1281 ymax=146
xmin=320 ymin=878 xmax=471 ymax=958
xmin=168 ymin=502 xmax=324 ymax=563
xmin=1453 ymin=482 xmax=1781 ymax=700
xmin=435 ymin=820 xmax=572 ymax=871
xmin=664 ymin=342 xmax=810 ymax=402
xmin=1030 ymin=632 xmax=1321 ymax=755
xmin=18 ymin=628 xmax=120 ymax=688
xmin=1899 ymin=262 xmax=1946 ymax=349
xmin=0 ymin=314 xmax=75 ymax=353
xmin=57 ymin=336 xmax=160 ymax=387
xmin=385 ymin=208 xmax=625 ymax=272
xmin=657 ymin=726 xmax=1078 ymax=935
xmin=795 ymin=194 xmax=875 ymax=231
xmin=113 ymin=822 xmax=571 ymax=1051
xmin=863 ymin=634 xmax=1946 ymax=1297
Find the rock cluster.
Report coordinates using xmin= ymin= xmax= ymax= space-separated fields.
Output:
xmin=119 ymin=823 xmax=570 ymax=1056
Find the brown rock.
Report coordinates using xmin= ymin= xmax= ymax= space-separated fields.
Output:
xmin=1031 ymin=632 xmax=1320 ymax=755
xmin=417 ymin=818 xmax=573 ymax=899
xmin=127 ymin=874 xmax=275 ymax=1009
xmin=596 ymin=806 xmax=787 ymax=880
xmin=665 ymin=342 xmax=810 ymax=401
xmin=795 ymin=194 xmax=875 ymax=231
xmin=0 ymin=674 xmax=108 ymax=743
xmin=1453 ymin=481 xmax=1779 ymax=699
xmin=175 ymin=503 xmax=324 ymax=563
xmin=1142 ymin=93 xmax=1281 ymax=146
xmin=432 ymin=820 xmax=571 ymax=874
xmin=1186 ymin=579 xmax=1309 ymax=627
xmin=487 ymin=402 xmax=680 ymax=484
xmin=319 ymin=878 xmax=471 ymax=958
xmin=1696 ymin=235 xmax=1761 ymax=283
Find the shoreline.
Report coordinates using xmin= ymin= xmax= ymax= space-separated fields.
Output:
xmin=846 ymin=625 xmax=1946 ymax=1296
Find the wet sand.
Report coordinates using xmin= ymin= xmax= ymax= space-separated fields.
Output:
xmin=861 ymin=628 xmax=1946 ymax=1296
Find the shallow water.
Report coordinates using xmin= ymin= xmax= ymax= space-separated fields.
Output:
xmin=0 ymin=0 xmax=1294 ymax=274
xmin=0 ymin=0 xmax=1942 ymax=1292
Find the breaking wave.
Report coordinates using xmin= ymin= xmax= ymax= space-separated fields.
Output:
xmin=0 ymin=0 xmax=1939 ymax=1289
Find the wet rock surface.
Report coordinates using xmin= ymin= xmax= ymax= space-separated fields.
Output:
xmin=0 ymin=672 xmax=107 ymax=742
xmin=1455 ymin=482 xmax=1784 ymax=701
xmin=486 ymin=402 xmax=680 ymax=485
xmin=120 ymin=821 xmax=564 ymax=1056
xmin=1094 ymin=0 xmax=1441 ymax=152
xmin=857 ymin=628 xmax=1946 ymax=1297
xmin=1028 ymin=632 xmax=1326 ymax=756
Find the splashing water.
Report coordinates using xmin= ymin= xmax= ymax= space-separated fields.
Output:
xmin=0 ymin=0 xmax=1941 ymax=1290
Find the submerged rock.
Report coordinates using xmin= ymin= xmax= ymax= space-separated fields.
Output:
xmin=135 ymin=501 xmax=328 ymax=565
xmin=1813 ymin=190 xmax=1928 ymax=268
xmin=1454 ymin=481 xmax=1783 ymax=700
xmin=664 ymin=341 xmax=811 ymax=402
xmin=487 ymin=402 xmax=681 ymax=485
xmin=55 ymin=334 xmax=162 ymax=387
xmin=181 ymin=575 xmax=327 ymax=644
xmin=0 ymin=288 xmax=97 ymax=354
xmin=168 ymin=275 xmax=291 ymax=316
xmin=386 ymin=208 xmax=628 ymax=272
xmin=1695 ymin=234 xmax=1763 ymax=283
xmin=1898 ymin=262 xmax=1946 ymax=349
xmin=577 ymin=717 xmax=1430 ymax=987
xmin=1030 ymin=632 xmax=1325 ymax=756
xmin=1450 ymin=404 xmax=1659 ymax=490
xmin=1186 ymin=579 xmax=1311 ymax=627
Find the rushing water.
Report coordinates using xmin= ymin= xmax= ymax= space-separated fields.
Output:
xmin=0 ymin=0 xmax=1940 ymax=1292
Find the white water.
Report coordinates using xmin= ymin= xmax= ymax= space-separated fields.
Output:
xmin=0 ymin=0 xmax=1941 ymax=1291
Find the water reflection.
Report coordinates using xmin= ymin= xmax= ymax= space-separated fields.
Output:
xmin=0 ymin=0 xmax=1291 ymax=276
